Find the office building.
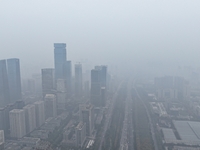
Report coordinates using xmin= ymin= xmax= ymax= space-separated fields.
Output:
xmin=75 ymin=122 xmax=86 ymax=148
xmin=34 ymin=101 xmax=45 ymax=127
xmin=101 ymin=87 xmax=106 ymax=107
xmin=64 ymin=61 xmax=72 ymax=96
xmin=44 ymin=94 xmax=57 ymax=119
xmin=9 ymin=109 xmax=26 ymax=139
xmin=0 ymin=104 xmax=15 ymax=135
xmin=0 ymin=130 xmax=4 ymax=150
xmin=56 ymin=79 xmax=67 ymax=112
xmin=100 ymin=66 xmax=107 ymax=87
xmin=54 ymin=43 xmax=67 ymax=80
xmin=56 ymin=79 xmax=66 ymax=92
xmin=79 ymin=104 xmax=94 ymax=136
xmin=23 ymin=104 xmax=36 ymax=133
xmin=75 ymin=63 xmax=82 ymax=97
xmin=7 ymin=58 xmax=22 ymax=103
xmin=41 ymin=68 xmax=55 ymax=97
xmin=0 ymin=60 xmax=10 ymax=107
xmin=90 ymin=69 xmax=101 ymax=107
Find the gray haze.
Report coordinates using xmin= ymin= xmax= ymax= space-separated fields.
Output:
xmin=1 ymin=0 xmax=200 ymax=77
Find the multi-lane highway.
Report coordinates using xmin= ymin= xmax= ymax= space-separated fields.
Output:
xmin=98 ymin=82 xmax=123 ymax=150
xmin=119 ymin=80 xmax=134 ymax=150
xmin=134 ymin=86 xmax=159 ymax=150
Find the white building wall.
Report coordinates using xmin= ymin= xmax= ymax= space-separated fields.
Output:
xmin=9 ymin=109 xmax=26 ymax=138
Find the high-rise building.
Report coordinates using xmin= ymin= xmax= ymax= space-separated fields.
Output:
xmin=44 ymin=94 xmax=57 ymax=119
xmin=64 ymin=61 xmax=72 ymax=96
xmin=75 ymin=122 xmax=86 ymax=148
xmin=100 ymin=66 xmax=107 ymax=88
xmin=56 ymin=79 xmax=67 ymax=112
xmin=0 ymin=130 xmax=4 ymax=150
xmin=41 ymin=68 xmax=55 ymax=97
xmin=23 ymin=104 xmax=36 ymax=133
xmin=54 ymin=43 xmax=67 ymax=80
xmin=0 ymin=104 xmax=15 ymax=135
xmin=101 ymin=87 xmax=106 ymax=107
xmin=7 ymin=58 xmax=22 ymax=103
xmin=34 ymin=101 xmax=45 ymax=127
xmin=0 ymin=60 xmax=10 ymax=107
xmin=79 ymin=104 xmax=94 ymax=136
xmin=90 ymin=69 xmax=101 ymax=107
xmin=90 ymin=66 xmax=107 ymax=107
xmin=75 ymin=63 xmax=82 ymax=97
xmin=9 ymin=109 xmax=26 ymax=139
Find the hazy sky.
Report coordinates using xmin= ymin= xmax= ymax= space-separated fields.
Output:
xmin=1 ymin=0 xmax=200 ymax=77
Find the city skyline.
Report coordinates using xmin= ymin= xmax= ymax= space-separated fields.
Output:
xmin=1 ymin=1 xmax=200 ymax=78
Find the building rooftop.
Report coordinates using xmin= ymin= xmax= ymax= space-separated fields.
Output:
xmin=173 ymin=120 xmax=200 ymax=141
xmin=9 ymin=109 xmax=24 ymax=113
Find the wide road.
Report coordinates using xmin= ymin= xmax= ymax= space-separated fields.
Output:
xmin=119 ymin=80 xmax=135 ymax=150
xmin=134 ymin=86 xmax=159 ymax=150
xmin=98 ymin=81 xmax=123 ymax=150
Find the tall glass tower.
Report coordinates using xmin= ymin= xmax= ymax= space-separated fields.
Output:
xmin=0 ymin=60 xmax=10 ymax=107
xmin=7 ymin=58 xmax=22 ymax=102
xmin=54 ymin=43 xmax=67 ymax=80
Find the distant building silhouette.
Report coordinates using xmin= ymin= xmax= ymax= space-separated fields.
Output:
xmin=41 ymin=68 xmax=55 ymax=97
xmin=7 ymin=58 xmax=22 ymax=103
xmin=54 ymin=43 xmax=67 ymax=80
xmin=0 ymin=60 xmax=10 ymax=107
xmin=79 ymin=104 xmax=94 ymax=136
xmin=34 ymin=101 xmax=45 ymax=127
xmin=44 ymin=94 xmax=57 ymax=119
xmin=90 ymin=66 xmax=107 ymax=107
xmin=75 ymin=63 xmax=83 ymax=97
xmin=90 ymin=69 xmax=101 ymax=107
xmin=64 ymin=61 xmax=72 ymax=97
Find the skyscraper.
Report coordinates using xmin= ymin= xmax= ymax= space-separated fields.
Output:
xmin=75 ymin=122 xmax=86 ymax=147
xmin=75 ymin=63 xmax=82 ymax=97
xmin=44 ymin=94 xmax=57 ymax=119
xmin=90 ymin=69 xmax=101 ymax=107
xmin=54 ymin=43 xmax=67 ymax=80
xmin=0 ymin=60 xmax=10 ymax=107
xmin=23 ymin=104 xmax=36 ymax=133
xmin=34 ymin=101 xmax=45 ymax=127
xmin=9 ymin=109 xmax=26 ymax=139
xmin=79 ymin=104 xmax=94 ymax=136
xmin=41 ymin=68 xmax=55 ymax=97
xmin=100 ymin=66 xmax=107 ymax=88
xmin=7 ymin=58 xmax=22 ymax=103
xmin=64 ymin=61 xmax=72 ymax=96
xmin=91 ymin=66 xmax=107 ymax=107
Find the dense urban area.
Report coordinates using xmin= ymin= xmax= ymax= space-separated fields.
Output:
xmin=1 ymin=43 xmax=200 ymax=150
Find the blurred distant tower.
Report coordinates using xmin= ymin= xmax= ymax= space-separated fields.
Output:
xmin=90 ymin=69 xmax=101 ymax=106
xmin=41 ymin=68 xmax=55 ymax=97
xmin=34 ymin=101 xmax=45 ymax=127
xmin=7 ymin=58 xmax=22 ymax=103
xmin=64 ymin=61 xmax=72 ymax=97
xmin=0 ymin=60 xmax=10 ymax=107
xmin=75 ymin=63 xmax=83 ymax=97
xmin=44 ymin=94 xmax=57 ymax=119
xmin=90 ymin=66 xmax=107 ymax=107
xmin=79 ymin=104 xmax=94 ymax=136
xmin=54 ymin=43 xmax=67 ymax=80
